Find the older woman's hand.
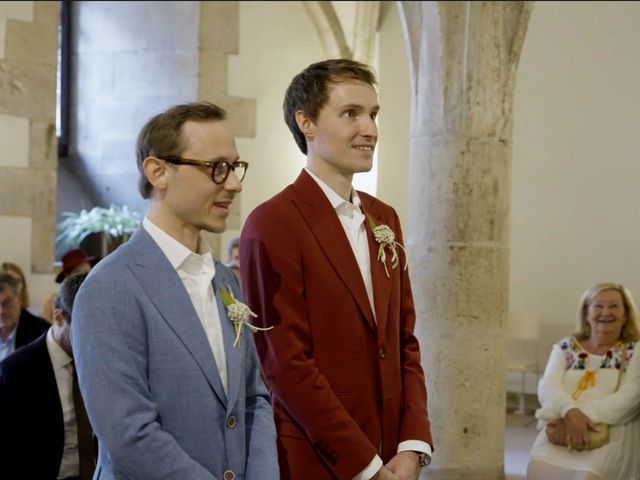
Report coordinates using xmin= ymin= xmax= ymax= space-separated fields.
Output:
xmin=563 ymin=408 xmax=599 ymax=449
xmin=547 ymin=418 xmax=567 ymax=445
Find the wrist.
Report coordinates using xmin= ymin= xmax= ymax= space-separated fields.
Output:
xmin=414 ymin=451 xmax=430 ymax=467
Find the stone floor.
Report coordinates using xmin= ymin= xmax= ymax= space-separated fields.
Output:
xmin=505 ymin=393 xmax=539 ymax=479
xmin=505 ymin=411 xmax=538 ymax=479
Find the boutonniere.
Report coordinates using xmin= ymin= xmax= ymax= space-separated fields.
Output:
xmin=367 ymin=214 xmax=408 ymax=277
xmin=220 ymin=286 xmax=273 ymax=347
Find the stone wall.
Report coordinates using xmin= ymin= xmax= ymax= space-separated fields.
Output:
xmin=0 ymin=1 xmax=59 ymax=310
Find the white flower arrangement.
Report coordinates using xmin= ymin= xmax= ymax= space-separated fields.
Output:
xmin=220 ymin=286 xmax=272 ymax=347
xmin=367 ymin=215 xmax=408 ymax=277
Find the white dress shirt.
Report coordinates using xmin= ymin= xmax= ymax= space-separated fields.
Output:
xmin=143 ymin=217 xmax=228 ymax=393
xmin=305 ymin=169 xmax=432 ymax=479
xmin=46 ymin=327 xmax=79 ymax=479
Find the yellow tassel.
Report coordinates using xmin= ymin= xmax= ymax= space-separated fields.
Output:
xmin=572 ymin=370 xmax=596 ymax=400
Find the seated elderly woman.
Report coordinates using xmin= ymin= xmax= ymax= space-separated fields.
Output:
xmin=527 ymin=283 xmax=640 ymax=480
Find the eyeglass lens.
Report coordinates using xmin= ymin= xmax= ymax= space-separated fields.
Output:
xmin=213 ymin=162 xmax=247 ymax=184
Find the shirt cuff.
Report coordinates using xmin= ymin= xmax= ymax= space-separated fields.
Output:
xmin=398 ymin=439 xmax=433 ymax=457
xmin=352 ymin=455 xmax=383 ymax=480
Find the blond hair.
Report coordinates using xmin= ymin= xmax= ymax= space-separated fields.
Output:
xmin=574 ymin=282 xmax=639 ymax=342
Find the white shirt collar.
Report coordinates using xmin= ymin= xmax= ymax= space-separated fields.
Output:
xmin=46 ymin=327 xmax=72 ymax=370
xmin=142 ymin=217 xmax=215 ymax=276
xmin=304 ymin=167 xmax=362 ymax=212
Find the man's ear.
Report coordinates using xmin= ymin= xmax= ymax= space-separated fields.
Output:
xmin=53 ymin=308 xmax=65 ymax=327
xmin=295 ymin=110 xmax=315 ymax=140
xmin=143 ymin=156 xmax=169 ymax=191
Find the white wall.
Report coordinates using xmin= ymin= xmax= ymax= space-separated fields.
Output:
xmin=376 ymin=3 xmax=410 ymax=230
xmin=510 ymin=1 xmax=640 ymax=369
xmin=225 ymin=0 xmax=325 ymax=250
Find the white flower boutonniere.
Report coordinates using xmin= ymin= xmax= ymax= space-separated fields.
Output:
xmin=367 ymin=214 xmax=408 ymax=278
xmin=220 ymin=286 xmax=273 ymax=347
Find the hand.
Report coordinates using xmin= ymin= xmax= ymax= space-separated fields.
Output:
xmin=563 ymin=408 xmax=599 ymax=449
xmin=371 ymin=466 xmax=400 ymax=480
xmin=547 ymin=418 xmax=567 ymax=446
xmin=385 ymin=451 xmax=422 ymax=480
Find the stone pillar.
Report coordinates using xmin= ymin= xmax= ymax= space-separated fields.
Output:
xmin=198 ymin=0 xmax=256 ymax=255
xmin=0 ymin=1 xmax=58 ymax=274
xmin=397 ymin=2 xmax=533 ymax=479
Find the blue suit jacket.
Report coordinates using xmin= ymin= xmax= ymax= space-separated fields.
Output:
xmin=72 ymin=227 xmax=278 ymax=480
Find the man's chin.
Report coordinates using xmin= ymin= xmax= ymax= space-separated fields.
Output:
xmin=200 ymin=221 xmax=226 ymax=235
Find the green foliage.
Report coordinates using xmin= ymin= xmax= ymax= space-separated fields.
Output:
xmin=56 ymin=204 xmax=142 ymax=251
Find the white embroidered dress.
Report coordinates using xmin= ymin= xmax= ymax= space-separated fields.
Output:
xmin=529 ymin=337 xmax=640 ymax=479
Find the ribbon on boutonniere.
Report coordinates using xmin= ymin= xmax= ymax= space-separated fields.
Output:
xmin=220 ymin=286 xmax=273 ymax=347
xmin=366 ymin=214 xmax=408 ymax=277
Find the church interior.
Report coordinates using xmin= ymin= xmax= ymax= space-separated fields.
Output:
xmin=1 ymin=1 xmax=639 ymax=478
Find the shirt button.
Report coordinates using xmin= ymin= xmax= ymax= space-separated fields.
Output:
xmin=227 ymin=416 xmax=237 ymax=428
xmin=223 ymin=470 xmax=236 ymax=480
xmin=379 ymin=349 xmax=385 ymax=359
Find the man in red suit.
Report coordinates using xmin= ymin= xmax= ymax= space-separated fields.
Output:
xmin=240 ymin=59 xmax=433 ymax=480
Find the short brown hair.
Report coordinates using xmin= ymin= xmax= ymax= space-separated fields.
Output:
xmin=54 ymin=272 xmax=89 ymax=324
xmin=136 ymin=102 xmax=227 ymax=198
xmin=283 ymin=58 xmax=377 ymax=155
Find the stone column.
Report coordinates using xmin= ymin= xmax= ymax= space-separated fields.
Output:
xmin=0 ymin=1 xmax=58 ymax=274
xmin=397 ymin=2 xmax=533 ymax=479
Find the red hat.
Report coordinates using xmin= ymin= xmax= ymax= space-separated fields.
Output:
xmin=55 ymin=249 xmax=98 ymax=283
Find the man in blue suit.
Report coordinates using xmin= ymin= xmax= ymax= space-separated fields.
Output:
xmin=72 ymin=102 xmax=278 ymax=480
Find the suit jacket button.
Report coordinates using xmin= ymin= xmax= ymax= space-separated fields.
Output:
xmin=227 ymin=416 xmax=237 ymax=428
xmin=379 ymin=348 xmax=385 ymax=359
xmin=223 ymin=470 xmax=236 ymax=480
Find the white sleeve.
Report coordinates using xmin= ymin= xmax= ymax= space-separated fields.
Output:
xmin=536 ymin=343 xmax=578 ymax=420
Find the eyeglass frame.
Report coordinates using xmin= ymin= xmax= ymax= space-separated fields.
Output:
xmin=158 ymin=156 xmax=249 ymax=184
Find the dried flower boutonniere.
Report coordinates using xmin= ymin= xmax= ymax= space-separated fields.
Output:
xmin=220 ymin=286 xmax=273 ymax=347
xmin=367 ymin=214 xmax=408 ymax=277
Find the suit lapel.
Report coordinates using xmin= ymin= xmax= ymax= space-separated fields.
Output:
xmin=127 ymin=229 xmax=228 ymax=406
xmin=292 ymin=171 xmax=376 ymax=329
xmin=360 ymin=196 xmax=393 ymax=336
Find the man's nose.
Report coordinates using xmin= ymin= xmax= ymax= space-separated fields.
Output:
xmin=224 ymin=170 xmax=243 ymax=193
xmin=360 ymin=117 xmax=378 ymax=138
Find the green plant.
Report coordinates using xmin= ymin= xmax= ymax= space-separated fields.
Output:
xmin=56 ymin=204 xmax=142 ymax=251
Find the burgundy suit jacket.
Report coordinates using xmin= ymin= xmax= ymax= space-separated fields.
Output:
xmin=240 ymin=170 xmax=432 ymax=479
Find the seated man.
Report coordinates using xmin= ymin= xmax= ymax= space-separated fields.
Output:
xmin=0 ymin=273 xmax=49 ymax=361
xmin=0 ymin=272 xmax=95 ymax=479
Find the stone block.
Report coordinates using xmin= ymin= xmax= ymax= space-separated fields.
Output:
xmin=199 ymin=49 xmax=228 ymax=93
xmin=5 ymin=19 xmax=57 ymax=66
xmin=0 ymin=2 xmax=34 ymax=23
xmin=33 ymin=1 xmax=59 ymax=24
xmin=198 ymin=93 xmax=255 ymax=138
xmin=200 ymin=1 xmax=238 ymax=53
xmin=0 ymin=168 xmax=56 ymax=272
xmin=29 ymin=120 xmax=57 ymax=169
xmin=0 ymin=60 xmax=56 ymax=121
xmin=0 ymin=113 xmax=29 ymax=167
